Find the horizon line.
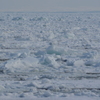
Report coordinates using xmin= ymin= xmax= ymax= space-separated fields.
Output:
xmin=0 ymin=10 xmax=100 ymax=13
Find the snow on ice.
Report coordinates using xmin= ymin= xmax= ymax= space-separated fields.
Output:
xmin=0 ymin=12 xmax=100 ymax=99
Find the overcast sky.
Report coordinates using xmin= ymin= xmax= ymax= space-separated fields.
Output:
xmin=0 ymin=0 xmax=100 ymax=12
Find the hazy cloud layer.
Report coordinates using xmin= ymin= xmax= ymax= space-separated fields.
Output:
xmin=0 ymin=0 xmax=100 ymax=12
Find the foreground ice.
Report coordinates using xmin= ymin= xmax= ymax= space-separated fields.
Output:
xmin=0 ymin=96 xmax=100 ymax=100
xmin=0 ymin=12 xmax=100 ymax=99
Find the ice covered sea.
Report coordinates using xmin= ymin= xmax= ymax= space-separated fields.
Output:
xmin=0 ymin=12 xmax=100 ymax=100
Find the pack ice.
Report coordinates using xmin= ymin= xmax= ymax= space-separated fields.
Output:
xmin=0 ymin=12 xmax=100 ymax=100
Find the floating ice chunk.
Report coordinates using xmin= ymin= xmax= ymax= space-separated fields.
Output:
xmin=94 ymin=62 xmax=100 ymax=67
xmin=4 ymin=56 xmax=39 ymax=73
xmin=81 ymin=52 xmax=93 ymax=58
xmin=0 ymin=85 xmax=5 ymax=91
xmin=67 ymin=61 xmax=74 ymax=66
xmin=66 ymin=32 xmax=76 ymax=39
xmin=74 ymin=60 xmax=84 ymax=67
xmin=41 ymin=79 xmax=51 ymax=84
xmin=27 ymin=82 xmax=37 ymax=87
xmin=85 ymin=60 xmax=93 ymax=66
xmin=46 ymin=85 xmax=61 ymax=92
xmin=42 ymin=91 xmax=52 ymax=97
xmin=40 ymin=55 xmax=51 ymax=65
xmin=18 ymin=52 xmax=27 ymax=58
xmin=61 ymin=29 xmax=76 ymax=39
xmin=27 ymin=82 xmax=41 ymax=89
xmin=48 ymin=32 xmax=55 ymax=40
xmin=34 ymin=50 xmax=45 ymax=57
xmin=19 ymin=93 xmax=25 ymax=98
xmin=46 ymin=45 xmax=65 ymax=55
xmin=40 ymin=55 xmax=59 ymax=68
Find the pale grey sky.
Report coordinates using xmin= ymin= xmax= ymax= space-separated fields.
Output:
xmin=0 ymin=0 xmax=100 ymax=12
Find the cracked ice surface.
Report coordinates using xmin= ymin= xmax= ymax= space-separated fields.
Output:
xmin=0 ymin=12 xmax=100 ymax=99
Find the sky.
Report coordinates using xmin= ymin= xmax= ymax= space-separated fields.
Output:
xmin=0 ymin=0 xmax=100 ymax=12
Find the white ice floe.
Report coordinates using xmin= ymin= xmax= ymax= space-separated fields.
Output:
xmin=3 ymin=56 xmax=39 ymax=73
